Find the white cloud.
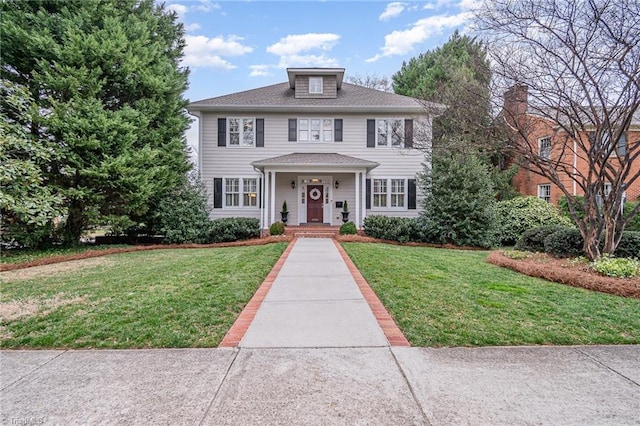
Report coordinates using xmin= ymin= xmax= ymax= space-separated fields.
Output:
xmin=265 ymin=33 xmax=341 ymax=69
xmin=166 ymin=3 xmax=188 ymax=18
xmin=249 ymin=65 xmax=272 ymax=77
xmin=366 ymin=13 xmax=471 ymax=62
xmin=277 ymin=54 xmax=340 ymax=69
xmin=267 ymin=33 xmax=340 ymax=56
xmin=195 ymin=0 xmax=221 ymax=12
xmin=183 ymin=35 xmax=253 ymax=69
xmin=379 ymin=2 xmax=406 ymax=21
xmin=184 ymin=23 xmax=201 ymax=32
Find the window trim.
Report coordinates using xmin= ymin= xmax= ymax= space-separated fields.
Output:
xmin=537 ymin=184 xmax=551 ymax=203
xmin=309 ymin=77 xmax=323 ymax=94
xmin=227 ymin=117 xmax=256 ymax=148
xmin=538 ymin=136 xmax=551 ymax=160
xmin=371 ymin=177 xmax=408 ymax=211
xmin=375 ymin=118 xmax=404 ymax=148
xmin=223 ymin=176 xmax=260 ymax=209
xmin=297 ymin=118 xmax=334 ymax=143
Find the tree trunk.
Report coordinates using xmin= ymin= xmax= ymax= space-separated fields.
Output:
xmin=63 ymin=200 xmax=85 ymax=246
xmin=582 ymin=228 xmax=601 ymax=261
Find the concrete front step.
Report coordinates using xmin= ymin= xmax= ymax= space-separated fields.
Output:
xmin=285 ymin=225 xmax=340 ymax=238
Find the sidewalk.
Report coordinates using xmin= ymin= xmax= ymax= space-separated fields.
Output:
xmin=2 ymin=238 xmax=639 ymax=425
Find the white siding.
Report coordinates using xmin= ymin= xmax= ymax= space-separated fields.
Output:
xmin=200 ymin=112 xmax=430 ymax=223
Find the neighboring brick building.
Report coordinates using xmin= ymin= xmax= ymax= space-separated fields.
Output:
xmin=502 ymin=85 xmax=640 ymax=205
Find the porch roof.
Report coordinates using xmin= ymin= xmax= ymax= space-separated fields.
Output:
xmin=251 ymin=153 xmax=379 ymax=171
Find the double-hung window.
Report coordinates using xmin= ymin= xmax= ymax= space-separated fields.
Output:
xmin=373 ymin=179 xmax=388 ymax=208
xmin=377 ymin=119 xmax=403 ymax=147
xmin=225 ymin=178 xmax=240 ymax=207
xmin=298 ymin=118 xmax=333 ymax=142
xmin=228 ymin=118 xmax=255 ymax=147
xmin=243 ymin=178 xmax=258 ymax=207
xmin=309 ymin=77 xmax=323 ymax=94
xmin=390 ymin=179 xmax=405 ymax=207
xmin=538 ymin=184 xmax=551 ymax=203
xmin=538 ymin=137 xmax=551 ymax=159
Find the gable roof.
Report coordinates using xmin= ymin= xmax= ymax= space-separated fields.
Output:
xmin=188 ymin=82 xmax=442 ymax=114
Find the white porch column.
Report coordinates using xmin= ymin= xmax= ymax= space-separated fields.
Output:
xmin=270 ymin=170 xmax=276 ymax=225
xmin=354 ymin=172 xmax=360 ymax=228
xmin=260 ymin=172 xmax=266 ymax=230
xmin=361 ymin=171 xmax=367 ymax=226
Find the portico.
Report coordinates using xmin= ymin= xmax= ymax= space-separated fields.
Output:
xmin=251 ymin=153 xmax=379 ymax=229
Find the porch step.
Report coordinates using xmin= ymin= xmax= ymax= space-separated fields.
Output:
xmin=285 ymin=225 xmax=341 ymax=238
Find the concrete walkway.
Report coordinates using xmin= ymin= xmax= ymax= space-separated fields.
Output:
xmin=2 ymin=238 xmax=640 ymax=425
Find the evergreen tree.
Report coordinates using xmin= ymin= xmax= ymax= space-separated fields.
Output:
xmin=1 ymin=0 xmax=191 ymax=245
xmin=420 ymin=153 xmax=499 ymax=248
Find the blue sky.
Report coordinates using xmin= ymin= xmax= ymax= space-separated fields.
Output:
xmin=163 ymin=0 xmax=479 ymax=152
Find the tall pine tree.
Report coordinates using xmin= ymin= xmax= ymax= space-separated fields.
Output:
xmin=1 ymin=0 xmax=191 ymax=245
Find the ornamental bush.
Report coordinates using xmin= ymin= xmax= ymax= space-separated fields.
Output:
xmin=269 ymin=221 xmax=285 ymax=236
xmin=590 ymin=255 xmax=640 ymax=278
xmin=496 ymin=196 xmax=572 ymax=246
xmin=339 ymin=221 xmax=357 ymax=235
xmin=363 ymin=215 xmax=424 ymax=243
xmin=515 ymin=225 xmax=570 ymax=253
xmin=208 ymin=217 xmax=260 ymax=243
xmin=613 ymin=231 xmax=640 ymax=259
xmin=154 ymin=176 xmax=211 ymax=244
xmin=543 ymin=227 xmax=584 ymax=257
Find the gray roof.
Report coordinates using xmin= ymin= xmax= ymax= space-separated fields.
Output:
xmin=188 ymin=82 xmax=441 ymax=114
xmin=251 ymin=153 xmax=379 ymax=169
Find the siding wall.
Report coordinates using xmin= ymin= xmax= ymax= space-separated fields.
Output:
xmin=294 ymin=75 xmax=338 ymax=99
xmin=201 ymin=112 xmax=428 ymax=224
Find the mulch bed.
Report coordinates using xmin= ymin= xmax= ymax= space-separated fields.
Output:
xmin=0 ymin=235 xmax=293 ymax=272
xmin=334 ymin=234 xmax=485 ymax=250
xmin=487 ymin=251 xmax=640 ymax=299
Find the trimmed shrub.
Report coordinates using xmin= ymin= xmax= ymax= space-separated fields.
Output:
xmin=269 ymin=221 xmax=285 ymax=236
xmin=496 ymin=196 xmax=572 ymax=246
xmin=558 ymin=195 xmax=586 ymax=221
xmin=614 ymin=231 xmax=640 ymax=259
xmin=208 ymin=217 xmax=260 ymax=243
xmin=622 ymin=201 xmax=640 ymax=232
xmin=544 ymin=228 xmax=584 ymax=257
xmin=363 ymin=215 xmax=424 ymax=243
xmin=339 ymin=221 xmax=357 ymax=235
xmin=515 ymin=225 xmax=569 ymax=253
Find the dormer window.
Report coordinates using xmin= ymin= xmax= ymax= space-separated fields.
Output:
xmin=309 ymin=77 xmax=323 ymax=94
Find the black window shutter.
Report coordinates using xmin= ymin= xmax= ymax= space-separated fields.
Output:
xmin=288 ymin=119 xmax=297 ymax=141
xmin=256 ymin=118 xmax=264 ymax=147
xmin=367 ymin=119 xmax=375 ymax=147
xmin=366 ymin=179 xmax=371 ymax=209
xmin=334 ymin=119 xmax=343 ymax=142
xmin=258 ymin=178 xmax=262 ymax=206
xmin=213 ymin=178 xmax=223 ymax=209
xmin=404 ymin=119 xmax=413 ymax=148
xmin=218 ymin=118 xmax=226 ymax=147
xmin=408 ymin=179 xmax=417 ymax=210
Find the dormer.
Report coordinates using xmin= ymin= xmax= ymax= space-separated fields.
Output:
xmin=287 ymin=68 xmax=345 ymax=99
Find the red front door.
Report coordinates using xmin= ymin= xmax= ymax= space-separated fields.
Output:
xmin=307 ymin=185 xmax=324 ymax=223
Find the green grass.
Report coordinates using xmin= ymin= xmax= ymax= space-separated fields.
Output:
xmin=342 ymin=243 xmax=640 ymax=347
xmin=0 ymin=244 xmax=287 ymax=348
xmin=1 ymin=245 xmax=129 ymax=264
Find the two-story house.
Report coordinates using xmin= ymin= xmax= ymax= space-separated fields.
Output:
xmin=187 ymin=68 xmax=440 ymax=232
xmin=502 ymin=84 xmax=640 ymax=204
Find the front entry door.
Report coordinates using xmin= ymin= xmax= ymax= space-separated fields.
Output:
xmin=307 ymin=185 xmax=324 ymax=223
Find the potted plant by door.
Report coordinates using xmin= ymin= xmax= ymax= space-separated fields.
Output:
xmin=341 ymin=200 xmax=350 ymax=223
xmin=281 ymin=200 xmax=289 ymax=224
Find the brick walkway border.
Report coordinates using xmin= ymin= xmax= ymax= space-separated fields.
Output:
xmin=333 ymin=240 xmax=411 ymax=347
xmin=218 ymin=238 xmax=298 ymax=347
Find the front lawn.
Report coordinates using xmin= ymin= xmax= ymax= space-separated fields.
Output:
xmin=342 ymin=242 xmax=640 ymax=347
xmin=0 ymin=244 xmax=287 ymax=348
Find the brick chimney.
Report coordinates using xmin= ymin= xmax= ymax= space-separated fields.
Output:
xmin=503 ymin=84 xmax=528 ymax=120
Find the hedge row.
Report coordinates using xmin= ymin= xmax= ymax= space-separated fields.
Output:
xmin=516 ymin=225 xmax=640 ymax=258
